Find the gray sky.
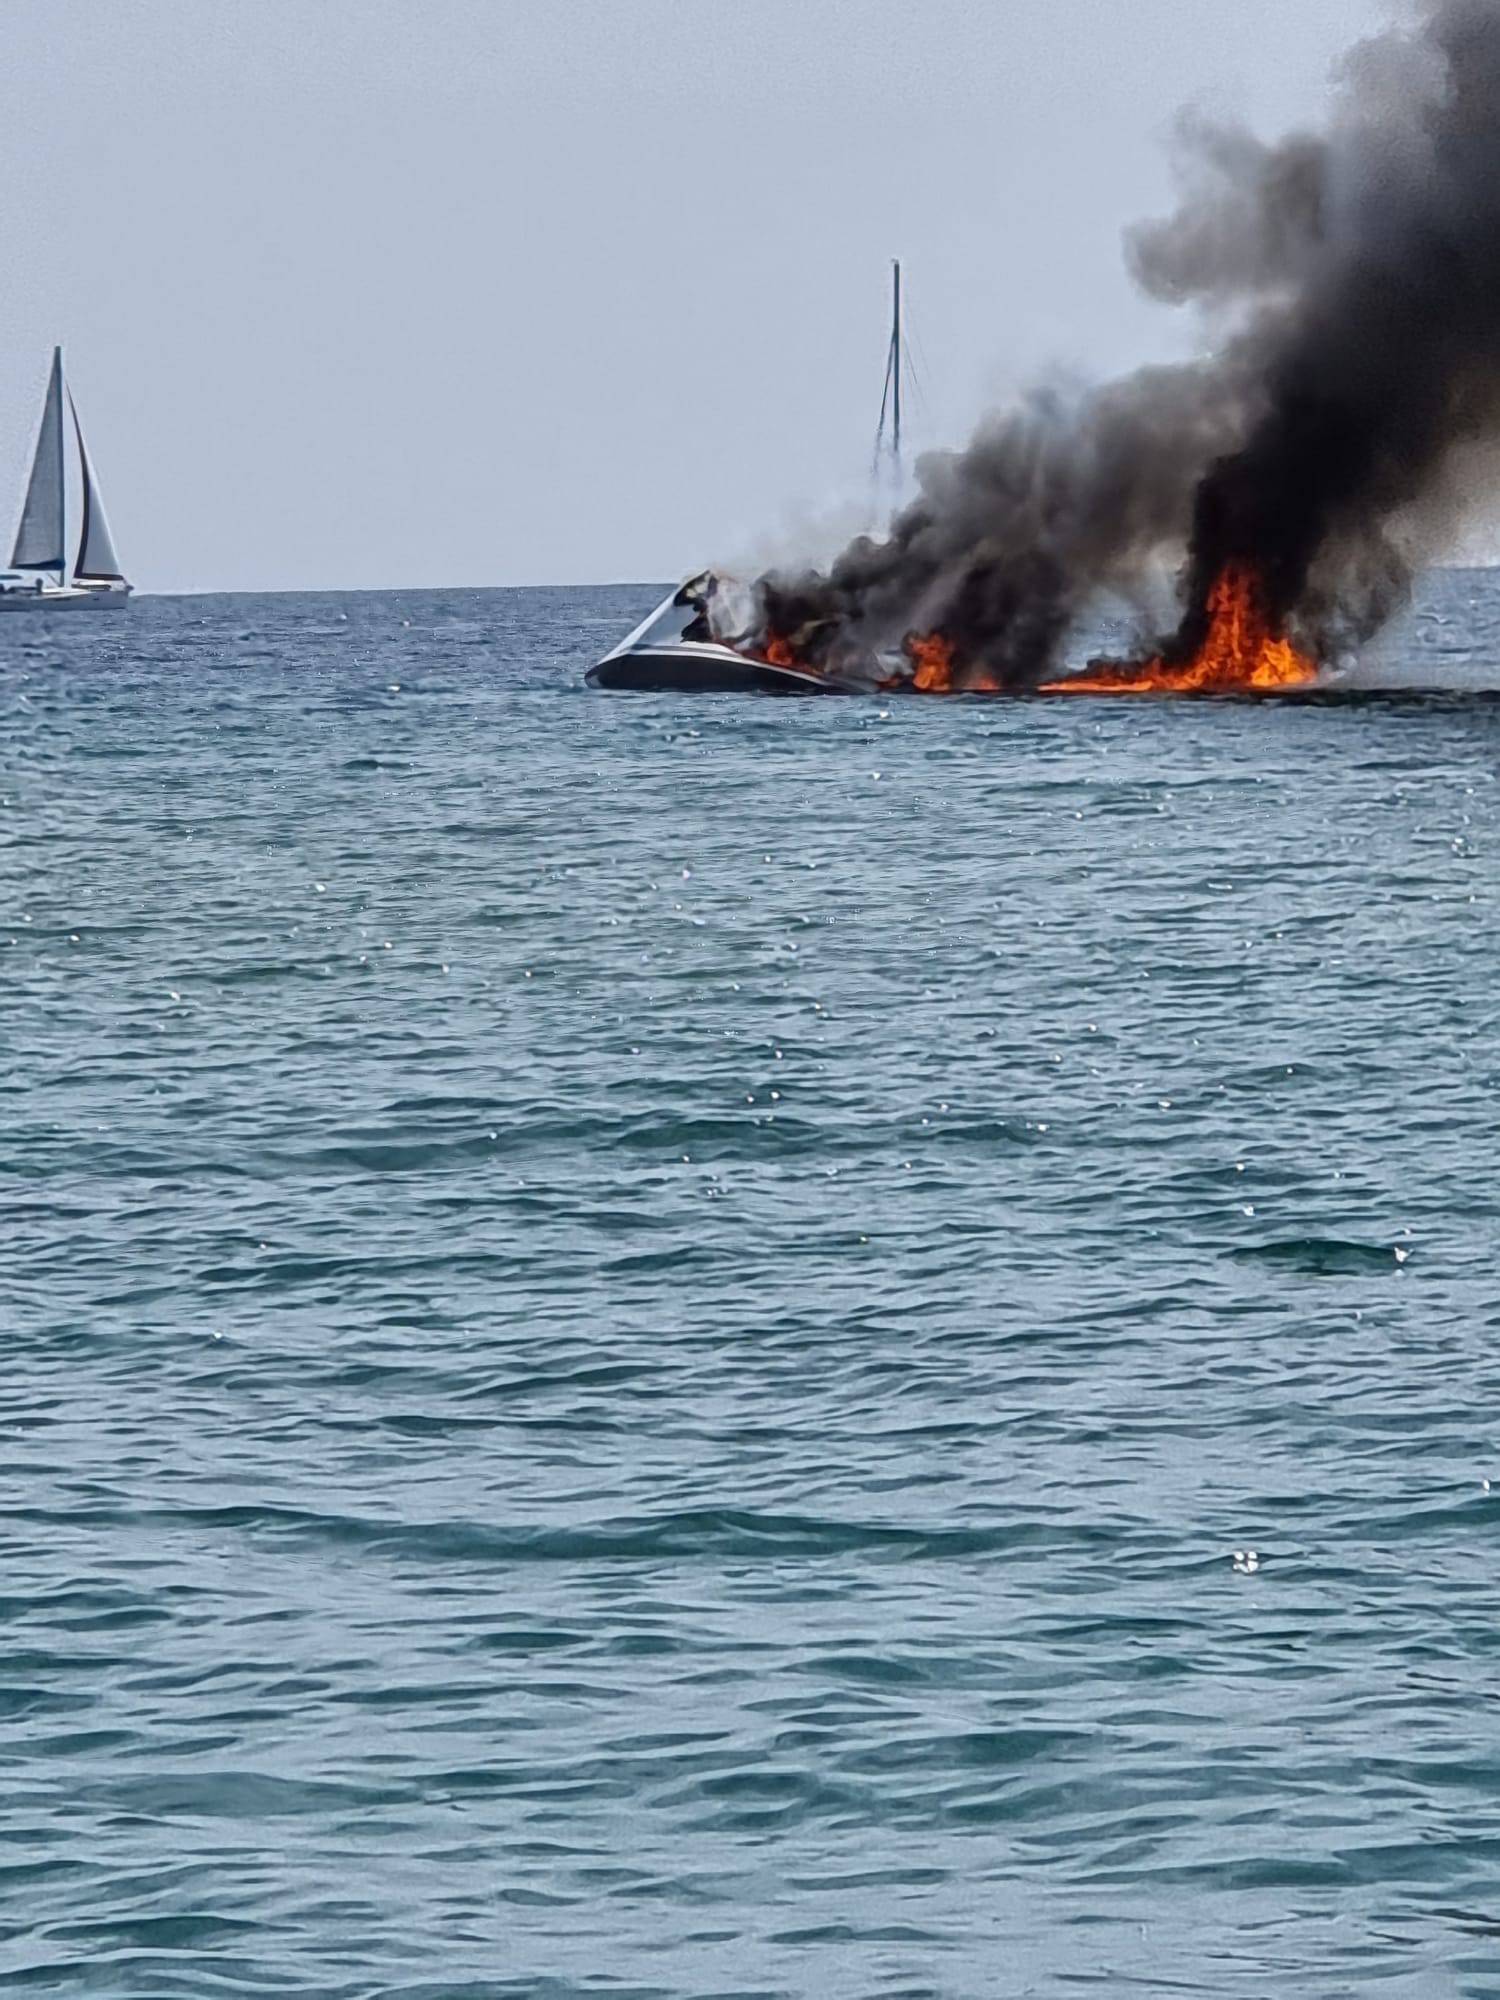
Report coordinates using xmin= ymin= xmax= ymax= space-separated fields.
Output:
xmin=0 ymin=0 xmax=1393 ymax=594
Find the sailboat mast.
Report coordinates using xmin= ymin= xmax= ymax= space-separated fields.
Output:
xmin=54 ymin=349 xmax=67 ymax=581
xmin=891 ymin=261 xmax=902 ymax=474
xmin=872 ymin=260 xmax=907 ymax=488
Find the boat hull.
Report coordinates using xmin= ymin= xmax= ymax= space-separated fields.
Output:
xmin=587 ymin=644 xmax=851 ymax=695
xmin=0 ymin=586 xmax=130 ymax=613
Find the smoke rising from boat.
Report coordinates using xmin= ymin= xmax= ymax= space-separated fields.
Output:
xmin=727 ymin=0 xmax=1500 ymax=691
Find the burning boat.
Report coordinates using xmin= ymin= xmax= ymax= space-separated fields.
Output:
xmin=588 ymin=560 xmax=1324 ymax=701
xmin=589 ymin=264 xmax=913 ymax=698
xmin=594 ymin=6 xmax=1500 ymax=709
xmin=586 ymin=572 xmax=864 ymax=695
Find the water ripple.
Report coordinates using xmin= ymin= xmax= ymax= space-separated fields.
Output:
xmin=4 ymin=580 xmax=1500 ymax=1996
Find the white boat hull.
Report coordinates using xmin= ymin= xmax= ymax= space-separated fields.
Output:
xmin=588 ymin=582 xmax=862 ymax=694
xmin=588 ymin=642 xmax=849 ymax=695
xmin=0 ymin=585 xmax=130 ymax=612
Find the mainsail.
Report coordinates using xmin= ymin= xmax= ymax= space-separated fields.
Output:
xmin=69 ymin=391 xmax=125 ymax=582
xmin=10 ymin=349 xmax=65 ymax=572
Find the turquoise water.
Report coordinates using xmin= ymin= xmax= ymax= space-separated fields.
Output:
xmin=5 ymin=579 xmax=1500 ymax=1998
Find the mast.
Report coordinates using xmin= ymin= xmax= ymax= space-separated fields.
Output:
xmin=874 ymin=259 xmax=905 ymax=484
xmin=53 ymin=348 xmax=66 ymax=576
xmin=891 ymin=260 xmax=902 ymax=475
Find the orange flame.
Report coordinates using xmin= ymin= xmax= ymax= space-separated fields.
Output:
xmin=876 ymin=633 xmax=1006 ymax=695
xmin=762 ymin=635 xmax=799 ymax=668
xmin=907 ymin=632 xmax=957 ymax=694
xmin=1041 ymin=561 xmax=1319 ymax=696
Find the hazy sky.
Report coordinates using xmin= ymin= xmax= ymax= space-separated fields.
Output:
xmin=0 ymin=0 xmax=1395 ymax=594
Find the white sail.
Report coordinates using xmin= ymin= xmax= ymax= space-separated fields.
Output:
xmin=68 ymin=389 xmax=126 ymax=583
xmin=10 ymin=349 xmax=65 ymax=571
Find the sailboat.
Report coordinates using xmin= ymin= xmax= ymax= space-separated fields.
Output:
xmin=587 ymin=264 xmax=911 ymax=693
xmin=0 ymin=348 xmax=131 ymax=610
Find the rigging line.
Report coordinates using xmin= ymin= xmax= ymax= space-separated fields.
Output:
xmin=874 ymin=332 xmax=899 ymax=467
xmin=903 ymin=351 xmax=932 ymax=430
xmin=904 ymin=311 xmax=937 ymax=407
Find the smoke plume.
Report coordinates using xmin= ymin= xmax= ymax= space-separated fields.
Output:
xmin=731 ymin=0 xmax=1500 ymax=690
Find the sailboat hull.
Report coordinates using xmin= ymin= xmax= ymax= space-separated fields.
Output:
xmin=0 ymin=584 xmax=130 ymax=612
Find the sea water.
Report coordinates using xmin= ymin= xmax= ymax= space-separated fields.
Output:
xmin=4 ymin=577 xmax=1500 ymax=1997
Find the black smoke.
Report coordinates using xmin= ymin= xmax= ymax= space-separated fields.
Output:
xmin=729 ymin=0 xmax=1500 ymax=689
